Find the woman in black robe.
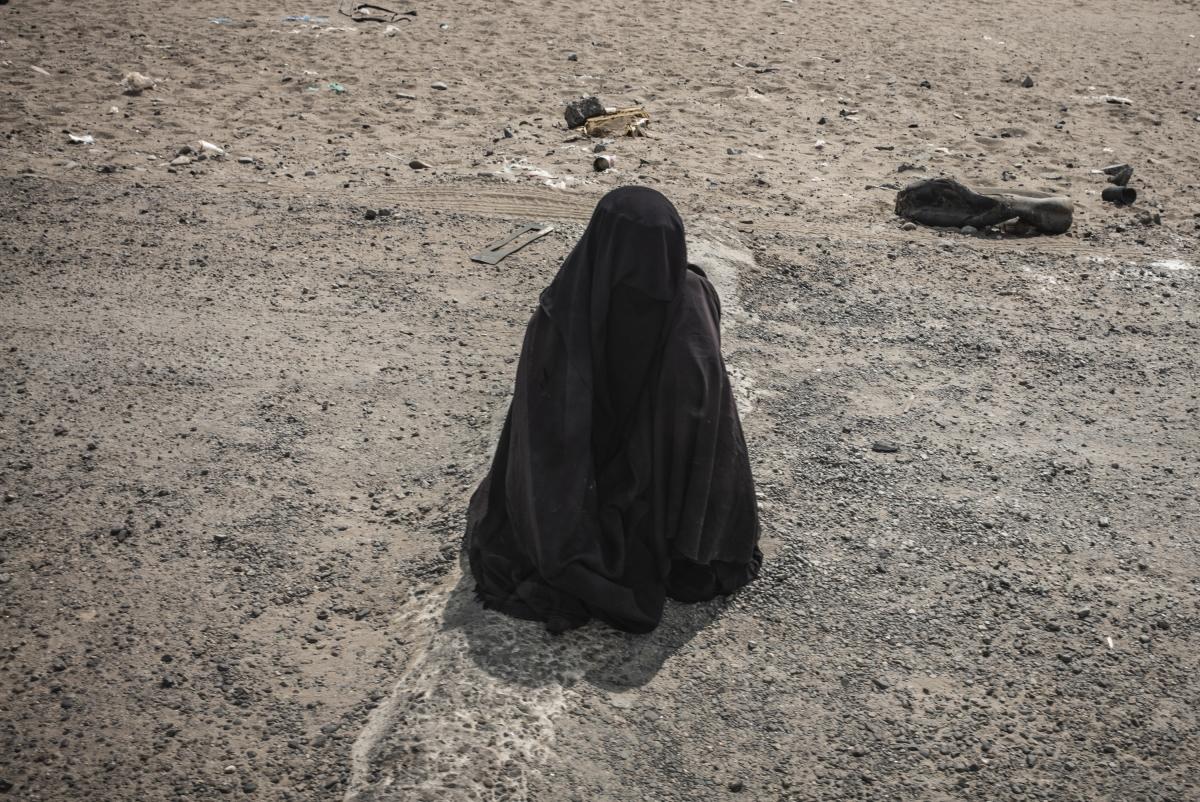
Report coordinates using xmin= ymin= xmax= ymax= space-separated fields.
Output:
xmin=464 ymin=186 xmax=762 ymax=633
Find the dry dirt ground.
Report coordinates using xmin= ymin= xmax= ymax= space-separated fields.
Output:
xmin=2 ymin=0 xmax=1199 ymax=800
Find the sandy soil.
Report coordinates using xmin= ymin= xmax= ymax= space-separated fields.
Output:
xmin=1 ymin=0 xmax=1198 ymax=799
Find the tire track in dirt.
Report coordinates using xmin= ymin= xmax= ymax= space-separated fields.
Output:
xmin=360 ymin=183 xmax=1166 ymax=262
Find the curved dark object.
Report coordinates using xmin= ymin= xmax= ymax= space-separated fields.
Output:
xmin=1102 ymin=185 xmax=1137 ymax=205
xmin=1103 ymin=163 xmax=1134 ymax=186
xmin=896 ymin=177 xmax=1073 ymax=234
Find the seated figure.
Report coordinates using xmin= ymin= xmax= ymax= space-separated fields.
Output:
xmin=463 ymin=186 xmax=763 ymax=633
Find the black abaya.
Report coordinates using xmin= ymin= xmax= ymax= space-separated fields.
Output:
xmin=463 ymin=186 xmax=761 ymax=633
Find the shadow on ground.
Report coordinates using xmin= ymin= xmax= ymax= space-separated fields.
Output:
xmin=440 ymin=563 xmax=722 ymax=691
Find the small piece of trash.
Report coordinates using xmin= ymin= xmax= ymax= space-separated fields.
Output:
xmin=328 ymin=82 xmax=347 ymax=94
xmin=121 ymin=71 xmax=156 ymax=94
xmin=384 ymin=24 xmax=403 ymax=36
xmin=68 ymin=133 xmax=95 ymax=145
xmin=471 ymin=223 xmax=554 ymax=265
xmin=210 ymin=16 xmax=234 ymax=24
xmin=1106 ymin=636 xmax=1114 ymax=649
xmin=583 ymin=106 xmax=650 ymax=138
xmin=198 ymin=140 xmax=226 ymax=156
xmin=283 ymin=15 xmax=328 ymax=23
xmin=31 ymin=65 xmax=52 ymax=77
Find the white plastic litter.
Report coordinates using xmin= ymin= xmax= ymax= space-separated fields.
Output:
xmin=121 ymin=71 xmax=156 ymax=93
xmin=68 ymin=133 xmax=95 ymax=145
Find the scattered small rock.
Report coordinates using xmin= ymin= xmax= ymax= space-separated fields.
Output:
xmin=430 ymin=81 xmax=448 ymax=91
xmin=1021 ymin=75 xmax=1035 ymax=88
xmin=409 ymin=159 xmax=431 ymax=170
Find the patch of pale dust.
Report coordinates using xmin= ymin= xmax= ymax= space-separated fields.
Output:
xmin=1149 ymin=259 xmax=1196 ymax=271
xmin=1021 ymin=264 xmax=1060 ymax=286
xmin=727 ymin=366 xmax=758 ymax=418
xmin=688 ymin=236 xmax=751 ymax=320
xmin=345 ymin=571 xmax=570 ymax=802
xmin=492 ymin=159 xmax=578 ymax=189
xmin=345 ymin=568 xmax=668 ymax=802
xmin=688 ymin=236 xmax=760 ymax=417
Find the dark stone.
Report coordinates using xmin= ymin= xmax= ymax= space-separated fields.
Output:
xmin=564 ymin=96 xmax=605 ymax=129
xmin=1102 ymin=163 xmax=1133 ymax=186
xmin=871 ymin=441 xmax=900 ymax=453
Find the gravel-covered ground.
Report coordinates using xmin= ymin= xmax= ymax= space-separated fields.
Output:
xmin=2 ymin=0 xmax=1198 ymax=799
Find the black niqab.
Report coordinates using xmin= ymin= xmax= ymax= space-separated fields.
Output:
xmin=464 ymin=186 xmax=761 ymax=633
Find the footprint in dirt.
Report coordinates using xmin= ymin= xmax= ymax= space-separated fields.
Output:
xmin=345 ymin=566 xmax=718 ymax=802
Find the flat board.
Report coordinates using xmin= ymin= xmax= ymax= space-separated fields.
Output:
xmin=470 ymin=223 xmax=555 ymax=265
